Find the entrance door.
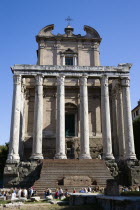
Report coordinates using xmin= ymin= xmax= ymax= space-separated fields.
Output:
xmin=65 ymin=114 xmax=75 ymax=137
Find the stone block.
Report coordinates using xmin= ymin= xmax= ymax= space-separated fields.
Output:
xmin=104 ymin=179 xmax=119 ymax=196
xmin=31 ymin=196 xmax=40 ymax=202
xmin=64 ymin=176 xmax=91 ymax=186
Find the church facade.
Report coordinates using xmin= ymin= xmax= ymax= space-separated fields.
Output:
xmin=7 ymin=24 xmax=136 ymax=162
xmin=4 ymin=24 xmax=140 ymax=189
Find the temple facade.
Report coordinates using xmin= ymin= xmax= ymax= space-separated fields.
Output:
xmin=7 ymin=24 xmax=136 ymax=163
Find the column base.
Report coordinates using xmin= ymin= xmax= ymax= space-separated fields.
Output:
xmin=79 ymin=154 xmax=92 ymax=159
xmin=30 ymin=154 xmax=44 ymax=160
xmin=103 ymin=153 xmax=115 ymax=160
xmin=125 ymin=154 xmax=136 ymax=160
xmin=6 ymin=154 xmax=20 ymax=163
xmin=55 ymin=153 xmax=67 ymax=159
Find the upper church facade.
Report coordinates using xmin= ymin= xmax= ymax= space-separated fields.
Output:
xmin=36 ymin=24 xmax=101 ymax=66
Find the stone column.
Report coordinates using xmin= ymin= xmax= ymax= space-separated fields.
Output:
xmin=121 ymin=78 xmax=136 ymax=160
xmin=116 ymin=82 xmax=125 ymax=159
xmin=101 ymin=75 xmax=114 ymax=160
xmin=73 ymin=56 xmax=77 ymax=66
xmin=30 ymin=75 xmax=43 ymax=159
xmin=111 ymin=85 xmax=119 ymax=159
xmin=19 ymin=78 xmax=26 ymax=159
xmin=55 ymin=75 xmax=67 ymax=159
xmin=79 ymin=75 xmax=91 ymax=159
xmin=93 ymin=42 xmax=100 ymax=66
xmin=61 ymin=54 xmax=65 ymax=66
xmin=7 ymin=75 xmax=22 ymax=163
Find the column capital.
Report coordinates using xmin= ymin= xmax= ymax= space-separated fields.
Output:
xmin=80 ymin=74 xmax=88 ymax=86
xmin=57 ymin=74 xmax=65 ymax=86
xmin=35 ymin=74 xmax=43 ymax=86
xmin=121 ymin=77 xmax=130 ymax=87
xmin=13 ymin=75 xmax=22 ymax=85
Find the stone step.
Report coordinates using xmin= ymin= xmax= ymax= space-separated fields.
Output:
xmin=34 ymin=159 xmax=112 ymax=195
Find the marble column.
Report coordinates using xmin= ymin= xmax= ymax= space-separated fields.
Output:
xmin=101 ymin=75 xmax=114 ymax=160
xmin=121 ymin=77 xmax=136 ymax=160
xmin=79 ymin=75 xmax=91 ymax=159
xmin=30 ymin=75 xmax=43 ymax=159
xmin=19 ymin=78 xmax=26 ymax=159
xmin=116 ymin=82 xmax=125 ymax=159
xmin=7 ymin=75 xmax=21 ymax=163
xmin=111 ymin=85 xmax=119 ymax=159
xmin=55 ymin=75 xmax=67 ymax=159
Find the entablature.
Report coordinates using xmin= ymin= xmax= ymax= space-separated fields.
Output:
xmin=11 ymin=64 xmax=131 ymax=79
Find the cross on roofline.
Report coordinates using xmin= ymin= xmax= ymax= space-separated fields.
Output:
xmin=65 ymin=16 xmax=73 ymax=25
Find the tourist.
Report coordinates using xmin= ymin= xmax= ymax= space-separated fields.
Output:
xmin=84 ymin=188 xmax=88 ymax=193
xmin=79 ymin=188 xmax=85 ymax=193
xmin=18 ymin=188 xmax=22 ymax=198
xmin=58 ymin=187 xmax=63 ymax=199
xmin=11 ymin=190 xmax=17 ymax=200
xmin=64 ymin=189 xmax=69 ymax=197
xmin=87 ymin=186 xmax=92 ymax=192
xmin=23 ymin=188 xmax=28 ymax=198
xmin=54 ymin=189 xmax=59 ymax=199
xmin=73 ymin=188 xmax=76 ymax=193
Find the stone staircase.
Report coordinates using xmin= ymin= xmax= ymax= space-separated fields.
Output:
xmin=34 ymin=159 xmax=113 ymax=195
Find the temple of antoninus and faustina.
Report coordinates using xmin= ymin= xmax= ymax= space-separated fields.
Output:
xmin=4 ymin=24 xmax=140 ymax=189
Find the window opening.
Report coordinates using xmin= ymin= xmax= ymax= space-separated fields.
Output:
xmin=65 ymin=57 xmax=73 ymax=66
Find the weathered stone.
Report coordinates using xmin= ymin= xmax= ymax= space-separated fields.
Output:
xmin=31 ymin=196 xmax=40 ymax=202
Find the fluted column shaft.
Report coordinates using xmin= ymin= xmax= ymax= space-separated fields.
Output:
xmin=101 ymin=75 xmax=114 ymax=160
xmin=31 ymin=75 xmax=43 ymax=159
xmin=79 ymin=75 xmax=91 ymax=159
xmin=121 ymin=78 xmax=136 ymax=160
xmin=55 ymin=75 xmax=67 ymax=159
xmin=7 ymin=75 xmax=21 ymax=163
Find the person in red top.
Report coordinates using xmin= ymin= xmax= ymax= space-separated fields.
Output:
xmin=54 ymin=189 xmax=59 ymax=199
xmin=73 ymin=188 xmax=76 ymax=193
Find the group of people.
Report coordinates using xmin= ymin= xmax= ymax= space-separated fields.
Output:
xmin=0 ymin=187 xmax=36 ymax=200
xmin=44 ymin=187 xmax=68 ymax=200
xmin=44 ymin=186 xmax=94 ymax=200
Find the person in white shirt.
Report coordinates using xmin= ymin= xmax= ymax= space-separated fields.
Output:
xmin=23 ymin=189 xmax=28 ymax=198
xmin=18 ymin=188 xmax=22 ymax=198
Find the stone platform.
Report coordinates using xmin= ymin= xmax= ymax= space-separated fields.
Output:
xmin=34 ymin=159 xmax=113 ymax=195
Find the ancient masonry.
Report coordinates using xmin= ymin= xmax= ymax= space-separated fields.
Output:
xmin=4 ymin=24 xmax=140 ymax=189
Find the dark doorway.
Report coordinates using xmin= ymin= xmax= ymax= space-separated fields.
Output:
xmin=65 ymin=114 xmax=75 ymax=137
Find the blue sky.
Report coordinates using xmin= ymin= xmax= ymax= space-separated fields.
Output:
xmin=0 ymin=0 xmax=140 ymax=145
